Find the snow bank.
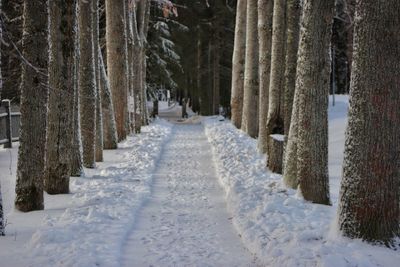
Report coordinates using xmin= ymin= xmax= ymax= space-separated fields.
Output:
xmin=0 ymin=119 xmax=173 ymax=267
xmin=203 ymin=96 xmax=399 ymax=267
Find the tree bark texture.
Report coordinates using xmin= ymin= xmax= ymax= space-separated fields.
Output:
xmin=257 ymin=0 xmax=274 ymax=153
xmin=0 ymin=0 xmax=5 ymax=236
xmin=296 ymin=0 xmax=334 ymax=205
xmin=230 ymin=0 xmax=247 ymax=129
xmin=106 ymin=0 xmax=128 ymax=141
xmin=93 ymin=0 xmax=103 ymax=162
xmin=266 ymin=0 xmax=286 ymax=142
xmin=99 ymin=51 xmax=118 ymax=149
xmin=70 ymin=4 xmax=83 ymax=176
xmin=241 ymin=0 xmax=259 ymax=138
xmin=283 ymin=70 xmax=300 ymax=189
xmin=79 ymin=0 xmax=97 ymax=168
xmin=338 ymin=0 xmax=400 ymax=244
xmin=15 ymin=0 xmax=49 ymax=212
xmin=268 ymin=134 xmax=284 ymax=174
xmin=45 ymin=0 xmax=76 ymax=194
xmin=283 ymin=0 xmax=301 ymax=139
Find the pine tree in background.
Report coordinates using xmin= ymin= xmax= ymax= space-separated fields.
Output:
xmin=45 ymin=0 xmax=76 ymax=194
xmin=338 ymin=0 xmax=400 ymax=244
xmin=79 ymin=0 xmax=97 ymax=168
xmin=15 ymin=0 xmax=49 ymax=211
xmin=0 ymin=0 xmax=23 ymax=103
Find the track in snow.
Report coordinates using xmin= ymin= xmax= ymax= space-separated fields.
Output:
xmin=121 ymin=107 xmax=257 ymax=266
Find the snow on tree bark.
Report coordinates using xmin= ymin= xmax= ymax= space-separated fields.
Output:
xmin=230 ymin=0 xmax=246 ymax=129
xmin=99 ymin=51 xmax=118 ymax=149
xmin=257 ymin=0 xmax=274 ymax=153
xmin=70 ymin=11 xmax=83 ymax=176
xmin=296 ymin=0 xmax=334 ymax=205
xmin=283 ymin=0 xmax=301 ymax=142
xmin=45 ymin=0 xmax=76 ymax=194
xmin=106 ymin=0 xmax=128 ymax=141
xmin=93 ymin=0 xmax=103 ymax=162
xmin=338 ymin=0 xmax=400 ymax=244
xmin=79 ymin=0 xmax=97 ymax=168
xmin=266 ymin=0 xmax=286 ymax=144
xmin=15 ymin=0 xmax=49 ymax=211
xmin=241 ymin=0 xmax=259 ymax=138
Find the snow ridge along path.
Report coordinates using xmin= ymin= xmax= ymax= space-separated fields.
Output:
xmin=122 ymin=123 xmax=257 ymax=267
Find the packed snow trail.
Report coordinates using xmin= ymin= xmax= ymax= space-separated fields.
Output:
xmin=121 ymin=122 xmax=257 ymax=266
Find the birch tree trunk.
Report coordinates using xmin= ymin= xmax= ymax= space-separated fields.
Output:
xmin=296 ymin=0 xmax=334 ymax=205
xmin=266 ymin=0 xmax=286 ymax=142
xmin=338 ymin=0 xmax=400 ymax=244
xmin=45 ymin=0 xmax=76 ymax=194
xmin=230 ymin=0 xmax=247 ymax=129
xmin=106 ymin=0 xmax=128 ymax=141
xmin=79 ymin=0 xmax=97 ymax=168
xmin=241 ymin=0 xmax=259 ymax=138
xmin=257 ymin=0 xmax=274 ymax=153
xmin=93 ymin=0 xmax=103 ymax=162
xmin=15 ymin=0 xmax=49 ymax=212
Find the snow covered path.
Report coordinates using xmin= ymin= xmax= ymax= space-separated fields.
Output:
xmin=121 ymin=123 xmax=257 ymax=267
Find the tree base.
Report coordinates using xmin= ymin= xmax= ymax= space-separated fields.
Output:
xmin=267 ymin=134 xmax=284 ymax=174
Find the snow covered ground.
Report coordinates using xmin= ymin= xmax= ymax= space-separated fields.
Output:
xmin=0 ymin=97 xmax=399 ymax=267
xmin=203 ymin=95 xmax=400 ymax=267
xmin=0 ymin=119 xmax=173 ymax=266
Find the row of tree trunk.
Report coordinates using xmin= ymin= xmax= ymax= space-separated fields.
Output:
xmin=231 ymin=0 xmax=399 ymax=245
xmin=1 ymin=0 xmax=151 ymax=214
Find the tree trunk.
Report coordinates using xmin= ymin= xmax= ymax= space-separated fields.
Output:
xmin=106 ymin=0 xmax=128 ymax=141
xmin=99 ymin=51 xmax=118 ymax=149
xmin=93 ymin=0 xmax=103 ymax=162
xmin=266 ymin=0 xmax=286 ymax=143
xmin=283 ymin=0 xmax=301 ymax=140
xmin=140 ymin=0 xmax=150 ymax=126
xmin=212 ymin=30 xmax=220 ymax=115
xmin=283 ymin=70 xmax=300 ymax=189
xmin=296 ymin=0 xmax=334 ymax=205
xmin=257 ymin=0 xmax=274 ymax=153
xmin=79 ymin=0 xmax=97 ymax=168
xmin=268 ymin=134 xmax=284 ymax=173
xmin=230 ymin=0 xmax=247 ymax=129
xmin=70 ymin=2 xmax=83 ymax=176
xmin=338 ymin=0 xmax=400 ymax=244
xmin=241 ymin=0 xmax=259 ymax=138
xmin=15 ymin=0 xmax=49 ymax=212
xmin=45 ymin=0 xmax=76 ymax=194
xmin=0 ymin=0 xmax=5 ymax=236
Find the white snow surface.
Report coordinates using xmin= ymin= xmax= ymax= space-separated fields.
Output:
xmin=121 ymin=123 xmax=256 ymax=266
xmin=0 ymin=97 xmax=399 ymax=267
xmin=0 ymin=119 xmax=173 ymax=266
xmin=203 ymin=95 xmax=400 ymax=267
